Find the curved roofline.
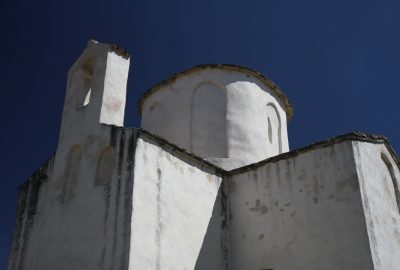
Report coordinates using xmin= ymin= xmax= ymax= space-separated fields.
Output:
xmin=137 ymin=64 xmax=293 ymax=119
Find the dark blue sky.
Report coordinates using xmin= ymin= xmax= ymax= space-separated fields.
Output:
xmin=1 ymin=0 xmax=400 ymax=266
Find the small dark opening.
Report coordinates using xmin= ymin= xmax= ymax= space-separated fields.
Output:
xmin=75 ymin=60 xmax=94 ymax=109
xmin=80 ymin=67 xmax=92 ymax=107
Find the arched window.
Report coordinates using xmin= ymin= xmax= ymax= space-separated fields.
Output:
xmin=191 ymin=83 xmax=227 ymax=158
xmin=266 ymin=103 xmax=282 ymax=154
xmin=95 ymin=146 xmax=116 ymax=186
xmin=74 ymin=63 xmax=93 ymax=108
xmin=61 ymin=145 xmax=82 ymax=202
xmin=381 ymin=153 xmax=400 ymax=213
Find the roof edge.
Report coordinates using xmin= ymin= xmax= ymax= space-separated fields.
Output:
xmin=136 ymin=64 xmax=293 ymax=119
xmin=18 ymin=130 xmax=399 ymax=189
xmin=132 ymin=129 xmax=400 ymax=177
xmin=136 ymin=128 xmax=227 ymax=175
xmin=17 ymin=154 xmax=55 ymax=191
xmin=88 ymin=39 xmax=130 ymax=58
xmin=227 ymin=132 xmax=400 ymax=176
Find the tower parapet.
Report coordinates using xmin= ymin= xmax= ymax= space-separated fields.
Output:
xmin=59 ymin=40 xmax=130 ymax=147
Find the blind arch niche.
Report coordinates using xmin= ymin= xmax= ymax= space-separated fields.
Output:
xmin=95 ymin=146 xmax=116 ymax=186
xmin=61 ymin=145 xmax=82 ymax=202
xmin=266 ymin=103 xmax=282 ymax=154
xmin=191 ymin=82 xmax=227 ymax=158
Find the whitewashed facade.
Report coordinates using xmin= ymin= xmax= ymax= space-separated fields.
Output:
xmin=8 ymin=41 xmax=400 ymax=270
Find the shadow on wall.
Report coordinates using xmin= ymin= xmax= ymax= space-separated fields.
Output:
xmin=191 ymin=82 xmax=227 ymax=158
xmin=266 ymin=103 xmax=281 ymax=154
xmin=194 ymin=189 xmax=225 ymax=270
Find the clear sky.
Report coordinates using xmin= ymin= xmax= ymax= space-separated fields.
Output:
xmin=1 ymin=0 xmax=400 ymax=267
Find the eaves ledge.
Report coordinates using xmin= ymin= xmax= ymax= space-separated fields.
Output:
xmin=132 ymin=128 xmax=399 ymax=177
xmin=227 ymin=132 xmax=399 ymax=176
xmin=19 ymin=130 xmax=399 ymax=190
xmin=136 ymin=64 xmax=293 ymax=120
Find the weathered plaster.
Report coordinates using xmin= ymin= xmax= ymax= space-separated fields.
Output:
xmin=9 ymin=128 xmax=400 ymax=270
xmin=228 ymin=141 xmax=374 ymax=270
xmin=7 ymin=155 xmax=55 ymax=270
xmin=129 ymin=137 xmax=222 ymax=270
xmin=353 ymin=142 xmax=400 ymax=270
xmin=7 ymin=127 xmax=138 ymax=270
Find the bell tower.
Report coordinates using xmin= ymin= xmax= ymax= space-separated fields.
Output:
xmin=58 ymin=40 xmax=130 ymax=149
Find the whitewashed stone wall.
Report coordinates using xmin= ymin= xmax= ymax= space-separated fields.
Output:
xmin=8 ymin=127 xmax=137 ymax=270
xmin=353 ymin=142 xmax=400 ymax=270
xmin=227 ymin=141 xmax=375 ymax=270
xmin=129 ymin=136 xmax=223 ymax=270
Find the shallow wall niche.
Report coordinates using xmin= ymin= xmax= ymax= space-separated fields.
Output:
xmin=266 ymin=103 xmax=281 ymax=154
xmin=191 ymin=82 xmax=227 ymax=158
xmin=381 ymin=153 xmax=400 ymax=213
xmin=94 ymin=146 xmax=116 ymax=186
xmin=61 ymin=145 xmax=82 ymax=203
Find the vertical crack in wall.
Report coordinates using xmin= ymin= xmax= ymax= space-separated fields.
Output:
xmin=220 ymin=180 xmax=230 ymax=270
xmin=103 ymin=183 xmax=111 ymax=223
xmin=156 ymin=164 xmax=163 ymax=270
xmin=100 ymin=181 xmax=111 ymax=270
xmin=120 ymin=130 xmax=136 ymax=270
xmin=8 ymin=182 xmax=28 ymax=270
xmin=111 ymin=128 xmax=125 ymax=268
xmin=16 ymin=173 xmax=44 ymax=270
xmin=103 ymin=126 xmax=118 ymax=269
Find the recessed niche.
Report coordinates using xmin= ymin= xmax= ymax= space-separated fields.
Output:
xmin=61 ymin=145 xmax=82 ymax=202
xmin=266 ymin=103 xmax=281 ymax=154
xmin=74 ymin=62 xmax=94 ymax=109
xmin=95 ymin=146 xmax=116 ymax=186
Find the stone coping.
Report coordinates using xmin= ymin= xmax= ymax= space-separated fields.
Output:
xmin=88 ymin=39 xmax=130 ymax=58
xmin=136 ymin=64 xmax=293 ymax=119
xmin=227 ymin=132 xmax=399 ymax=176
xmin=19 ymin=130 xmax=399 ymax=190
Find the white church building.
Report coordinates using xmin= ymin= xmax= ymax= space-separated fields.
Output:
xmin=7 ymin=40 xmax=400 ymax=270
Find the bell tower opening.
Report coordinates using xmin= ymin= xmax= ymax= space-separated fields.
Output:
xmin=75 ymin=61 xmax=93 ymax=108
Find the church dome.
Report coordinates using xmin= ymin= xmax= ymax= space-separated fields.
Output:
xmin=139 ymin=64 xmax=292 ymax=169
